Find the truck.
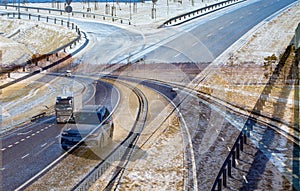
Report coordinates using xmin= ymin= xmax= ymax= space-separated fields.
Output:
xmin=55 ymin=96 xmax=74 ymax=123
xmin=60 ymin=105 xmax=114 ymax=151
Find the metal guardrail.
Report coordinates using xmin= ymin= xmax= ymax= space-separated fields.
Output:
xmin=0 ymin=11 xmax=83 ymax=89
xmin=0 ymin=4 xmax=131 ymax=25
xmin=211 ymin=45 xmax=294 ymax=191
xmin=72 ymin=80 xmax=147 ymax=191
xmin=159 ymin=0 xmax=245 ymax=28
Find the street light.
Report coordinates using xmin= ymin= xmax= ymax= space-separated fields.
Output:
xmin=18 ymin=0 xmax=20 ymax=19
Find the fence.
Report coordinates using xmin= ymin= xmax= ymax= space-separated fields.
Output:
xmin=0 ymin=12 xmax=83 ymax=89
xmin=0 ymin=4 xmax=131 ymax=25
xmin=211 ymin=45 xmax=294 ymax=191
xmin=159 ymin=0 xmax=245 ymax=28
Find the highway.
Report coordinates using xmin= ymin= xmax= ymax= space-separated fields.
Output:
xmin=1 ymin=78 xmax=119 ymax=191
xmin=127 ymin=0 xmax=297 ymax=63
xmin=0 ymin=0 xmax=299 ymax=190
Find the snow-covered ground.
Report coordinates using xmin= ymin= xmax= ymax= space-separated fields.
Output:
xmin=1 ymin=0 xmax=300 ymax=190
xmin=0 ymin=17 xmax=77 ymax=67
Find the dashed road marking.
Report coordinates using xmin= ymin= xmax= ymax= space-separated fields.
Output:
xmin=8 ymin=145 xmax=13 ymax=148
xmin=41 ymin=143 xmax=47 ymax=148
xmin=17 ymin=130 xmax=32 ymax=136
xmin=192 ymin=42 xmax=198 ymax=47
xmin=26 ymin=136 xmax=31 ymax=139
xmin=15 ymin=142 xmax=19 ymax=145
xmin=0 ymin=168 xmax=5 ymax=171
xmin=207 ymin=33 xmax=212 ymax=38
xmin=20 ymin=139 xmax=25 ymax=142
xmin=174 ymin=53 xmax=181 ymax=58
xmin=36 ymin=131 xmax=40 ymax=134
xmin=243 ymin=175 xmax=248 ymax=183
xmin=1 ymin=148 xmax=6 ymax=151
xmin=22 ymin=154 xmax=29 ymax=159
xmin=31 ymin=133 xmax=35 ymax=136
xmin=218 ymin=26 xmax=224 ymax=30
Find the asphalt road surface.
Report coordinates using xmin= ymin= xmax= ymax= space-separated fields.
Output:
xmin=0 ymin=79 xmax=118 ymax=191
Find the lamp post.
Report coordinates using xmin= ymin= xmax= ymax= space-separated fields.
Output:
xmin=18 ymin=0 xmax=20 ymax=19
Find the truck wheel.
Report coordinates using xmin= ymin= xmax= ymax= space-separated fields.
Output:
xmin=61 ymin=145 xmax=69 ymax=151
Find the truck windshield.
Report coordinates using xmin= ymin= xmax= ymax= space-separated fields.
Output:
xmin=56 ymin=100 xmax=72 ymax=109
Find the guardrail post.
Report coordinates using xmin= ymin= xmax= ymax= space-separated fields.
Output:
xmin=240 ymin=136 xmax=244 ymax=152
xmin=228 ymin=159 xmax=232 ymax=177
xmin=244 ymin=133 xmax=247 ymax=144
xmin=218 ymin=179 xmax=222 ymax=191
xmin=236 ymin=143 xmax=240 ymax=160
xmin=223 ymin=168 xmax=227 ymax=187
xmin=38 ymin=15 xmax=40 ymax=21
xmin=8 ymin=72 xmax=10 ymax=78
xmin=61 ymin=20 xmax=63 ymax=26
xmin=232 ymin=151 xmax=236 ymax=168
xmin=54 ymin=18 xmax=56 ymax=24
xmin=46 ymin=16 xmax=48 ymax=22
xmin=29 ymin=14 xmax=31 ymax=20
xmin=37 ymin=8 xmax=39 ymax=13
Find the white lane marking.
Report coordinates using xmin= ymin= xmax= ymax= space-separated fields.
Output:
xmin=17 ymin=130 xmax=32 ymax=135
xmin=26 ymin=136 xmax=31 ymax=139
xmin=174 ymin=53 xmax=181 ymax=58
xmin=249 ymin=11 xmax=252 ymax=15
xmin=192 ymin=42 xmax=198 ymax=47
xmin=207 ymin=33 xmax=212 ymax=38
xmin=20 ymin=139 xmax=25 ymax=142
xmin=41 ymin=129 xmax=44 ymax=132
xmin=45 ymin=127 xmax=49 ymax=130
xmin=36 ymin=131 xmax=40 ymax=134
xmin=31 ymin=133 xmax=35 ymax=136
xmin=230 ymin=21 xmax=234 ymax=24
xmin=243 ymin=175 xmax=248 ymax=183
xmin=15 ymin=141 xmax=19 ymax=145
xmin=218 ymin=26 xmax=224 ymax=30
xmin=8 ymin=145 xmax=13 ymax=148
xmin=240 ymin=16 xmax=244 ymax=19
xmin=34 ymin=141 xmax=56 ymax=157
xmin=41 ymin=143 xmax=47 ymax=148
xmin=56 ymin=135 xmax=60 ymax=139
xmin=1 ymin=148 xmax=6 ymax=151
xmin=0 ymin=168 xmax=5 ymax=171
xmin=22 ymin=154 xmax=29 ymax=159
xmin=221 ymin=137 xmax=225 ymax=141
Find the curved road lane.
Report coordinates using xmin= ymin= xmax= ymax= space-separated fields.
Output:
xmin=1 ymin=79 xmax=118 ymax=191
